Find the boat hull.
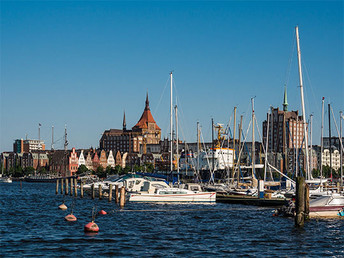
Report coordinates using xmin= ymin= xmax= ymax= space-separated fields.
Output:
xmin=129 ymin=192 xmax=216 ymax=202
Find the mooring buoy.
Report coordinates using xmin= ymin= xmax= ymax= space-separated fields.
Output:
xmin=98 ymin=210 xmax=107 ymax=215
xmin=84 ymin=221 xmax=99 ymax=232
xmin=58 ymin=203 xmax=67 ymax=210
xmin=64 ymin=214 xmax=77 ymax=221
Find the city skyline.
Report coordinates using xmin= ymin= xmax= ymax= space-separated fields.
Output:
xmin=1 ymin=1 xmax=343 ymax=152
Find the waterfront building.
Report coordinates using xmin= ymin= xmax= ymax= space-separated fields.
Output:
xmin=68 ymin=148 xmax=79 ymax=175
xmin=262 ymin=87 xmax=307 ymax=173
xmin=85 ymin=151 xmax=93 ymax=170
xmin=107 ymin=150 xmax=115 ymax=168
xmin=322 ymin=148 xmax=341 ymax=171
xmin=78 ymin=150 xmax=86 ymax=167
xmin=99 ymin=94 xmax=161 ymax=166
xmin=99 ymin=150 xmax=108 ymax=169
xmin=13 ymin=139 xmax=46 ymax=153
xmin=92 ymin=151 xmax=100 ymax=169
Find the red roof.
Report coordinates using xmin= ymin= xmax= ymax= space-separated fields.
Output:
xmin=133 ymin=94 xmax=161 ymax=130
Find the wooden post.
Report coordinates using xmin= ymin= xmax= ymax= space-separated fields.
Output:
xmin=70 ymin=177 xmax=73 ymax=196
xmin=74 ymin=178 xmax=77 ymax=197
xmin=20 ymin=180 xmax=22 ymax=189
xmin=295 ymin=176 xmax=305 ymax=227
xmin=61 ymin=179 xmax=64 ymax=194
xmin=65 ymin=178 xmax=69 ymax=195
xmin=304 ymin=183 xmax=310 ymax=221
xmin=109 ymin=184 xmax=113 ymax=202
xmin=91 ymin=184 xmax=95 ymax=199
xmin=99 ymin=184 xmax=103 ymax=200
xmin=56 ymin=179 xmax=59 ymax=194
xmin=120 ymin=186 xmax=125 ymax=208
xmin=115 ymin=185 xmax=119 ymax=203
xmin=337 ymin=182 xmax=340 ymax=193
xmin=80 ymin=181 xmax=84 ymax=198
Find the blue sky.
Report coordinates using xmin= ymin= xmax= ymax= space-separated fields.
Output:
xmin=1 ymin=1 xmax=343 ymax=152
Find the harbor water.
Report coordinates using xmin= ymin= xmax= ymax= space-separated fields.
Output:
xmin=1 ymin=182 xmax=343 ymax=257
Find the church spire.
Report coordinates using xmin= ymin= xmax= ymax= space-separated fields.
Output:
xmin=283 ymin=84 xmax=288 ymax=112
xmin=145 ymin=91 xmax=150 ymax=110
xmin=123 ymin=110 xmax=126 ymax=131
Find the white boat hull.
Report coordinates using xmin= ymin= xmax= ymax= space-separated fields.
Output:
xmin=129 ymin=192 xmax=216 ymax=202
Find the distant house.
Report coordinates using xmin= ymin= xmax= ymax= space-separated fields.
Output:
xmin=107 ymin=150 xmax=115 ymax=168
xmin=69 ymin=148 xmax=79 ymax=175
xmin=78 ymin=150 xmax=86 ymax=167
xmin=99 ymin=150 xmax=108 ymax=169
xmin=92 ymin=151 xmax=100 ymax=170
xmin=115 ymin=151 xmax=122 ymax=167
xmin=85 ymin=151 xmax=93 ymax=171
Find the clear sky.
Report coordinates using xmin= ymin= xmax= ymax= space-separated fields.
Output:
xmin=1 ymin=1 xmax=343 ymax=152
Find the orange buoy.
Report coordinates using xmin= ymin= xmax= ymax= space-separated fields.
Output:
xmin=58 ymin=203 xmax=67 ymax=210
xmin=64 ymin=214 xmax=77 ymax=221
xmin=98 ymin=210 xmax=107 ymax=215
xmin=84 ymin=221 xmax=99 ymax=232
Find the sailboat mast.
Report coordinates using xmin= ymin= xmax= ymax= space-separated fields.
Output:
xmin=237 ymin=115 xmax=243 ymax=188
xmin=170 ymin=72 xmax=173 ymax=172
xmin=295 ymin=26 xmax=310 ymax=180
xmin=251 ymin=98 xmax=255 ymax=185
xmin=328 ymin=103 xmax=332 ymax=180
xmin=197 ymin=122 xmax=200 ymax=178
xmin=320 ymin=97 xmax=324 ymax=186
xmin=212 ymin=118 xmax=215 ymax=176
xmin=264 ymin=108 xmax=270 ymax=182
xmin=232 ymin=107 xmax=237 ymax=181
xmin=51 ymin=126 xmax=54 ymax=151
xmin=175 ymin=105 xmax=179 ymax=182
xmin=310 ymin=114 xmax=313 ymax=174
xmin=340 ymin=111 xmax=343 ymax=188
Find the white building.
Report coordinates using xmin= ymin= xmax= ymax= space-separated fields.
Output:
xmin=322 ymin=149 xmax=341 ymax=170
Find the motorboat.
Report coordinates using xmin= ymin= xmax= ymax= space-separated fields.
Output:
xmin=128 ymin=183 xmax=216 ymax=203
xmin=0 ymin=176 xmax=12 ymax=183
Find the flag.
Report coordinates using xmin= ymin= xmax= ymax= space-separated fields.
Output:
xmin=39 ymin=123 xmax=42 ymax=126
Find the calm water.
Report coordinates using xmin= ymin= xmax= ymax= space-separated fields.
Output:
xmin=1 ymin=182 xmax=343 ymax=257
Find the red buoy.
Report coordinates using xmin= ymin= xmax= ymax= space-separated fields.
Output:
xmin=84 ymin=221 xmax=99 ymax=232
xmin=64 ymin=214 xmax=77 ymax=221
xmin=98 ymin=210 xmax=107 ymax=215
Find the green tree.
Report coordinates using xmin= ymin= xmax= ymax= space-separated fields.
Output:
xmin=77 ymin=164 xmax=88 ymax=175
xmin=95 ymin=166 xmax=106 ymax=178
xmin=114 ymin=165 xmax=122 ymax=174
xmin=24 ymin=166 xmax=35 ymax=176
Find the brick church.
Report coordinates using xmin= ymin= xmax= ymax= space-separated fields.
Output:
xmin=99 ymin=93 xmax=161 ymax=155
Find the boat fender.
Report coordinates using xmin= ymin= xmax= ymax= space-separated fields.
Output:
xmin=98 ymin=210 xmax=107 ymax=215
xmin=84 ymin=221 xmax=99 ymax=232
xmin=58 ymin=203 xmax=67 ymax=210
xmin=338 ymin=209 xmax=344 ymax=217
xmin=64 ymin=214 xmax=77 ymax=221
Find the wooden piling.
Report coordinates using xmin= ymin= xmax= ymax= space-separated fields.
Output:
xmin=61 ymin=179 xmax=64 ymax=194
xmin=99 ymin=184 xmax=103 ymax=200
xmin=70 ymin=177 xmax=73 ymax=196
xmin=74 ymin=178 xmax=77 ymax=197
xmin=120 ymin=186 xmax=125 ymax=208
xmin=295 ymin=176 xmax=305 ymax=227
xmin=65 ymin=178 xmax=69 ymax=195
xmin=91 ymin=184 xmax=95 ymax=199
xmin=109 ymin=184 xmax=113 ymax=202
xmin=115 ymin=185 xmax=119 ymax=203
xmin=304 ymin=183 xmax=310 ymax=221
xmin=80 ymin=181 xmax=84 ymax=198
xmin=56 ymin=179 xmax=59 ymax=194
